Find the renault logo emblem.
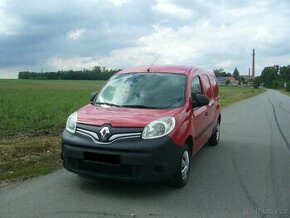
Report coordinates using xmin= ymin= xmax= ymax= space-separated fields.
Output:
xmin=99 ymin=126 xmax=110 ymax=140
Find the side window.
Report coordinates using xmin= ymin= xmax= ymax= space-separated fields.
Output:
xmin=202 ymin=74 xmax=213 ymax=98
xmin=191 ymin=76 xmax=202 ymax=94
xmin=209 ymin=75 xmax=218 ymax=98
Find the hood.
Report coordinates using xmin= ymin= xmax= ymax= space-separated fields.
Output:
xmin=77 ymin=104 xmax=183 ymax=127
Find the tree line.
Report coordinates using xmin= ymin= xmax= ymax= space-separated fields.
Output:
xmin=214 ymin=65 xmax=290 ymax=91
xmin=20 ymin=66 xmax=242 ymax=81
xmin=213 ymin=68 xmax=243 ymax=84
xmin=18 ymin=66 xmax=120 ymax=80
xmin=17 ymin=64 xmax=290 ymax=92
xmin=256 ymin=65 xmax=290 ymax=91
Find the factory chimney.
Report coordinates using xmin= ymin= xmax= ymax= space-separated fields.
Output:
xmin=252 ymin=49 xmax=255 ymax=78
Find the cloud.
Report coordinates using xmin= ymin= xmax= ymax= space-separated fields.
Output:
xmin=0 ymin=0 xmax=289 ymax=78
xmin=152 ymin=0 xmax=193 ymax=20
xmin=95 ymin=23 xmax=228 ymax=69
xmin=0 ymin=1 xmax=6 ymax=33
xmin=108 ymin=0 xmax=131 ymax=6
xmin=95 ymin=2 xmax=290 ymax=74
xmin=66 ymin=29 xmax=86 ymax=40
xmin=0 ymin=0 xmax=22 ymax=35
xmin=47 ymin=56 xmax=100 ymax=70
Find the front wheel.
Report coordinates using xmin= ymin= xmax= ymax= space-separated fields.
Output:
xmin=170 ymin=145 xmax=191 ymax=188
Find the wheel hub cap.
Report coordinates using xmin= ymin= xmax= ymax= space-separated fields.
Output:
xmin=181 ymin=150 xmax=189 ymax=181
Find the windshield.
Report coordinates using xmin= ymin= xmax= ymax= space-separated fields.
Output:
xmin=96 ymin=73 xmax=187 ymax=109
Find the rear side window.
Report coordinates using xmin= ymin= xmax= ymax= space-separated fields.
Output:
xmin=191 ymin=76 xmax=202 ymax=94
xmin=209 ymin=75 xmax=219 ymax=98
xmin=201 ymin=74 xmax=213 ymax=99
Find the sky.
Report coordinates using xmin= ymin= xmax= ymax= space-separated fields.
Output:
xmin=0 ymin=0 xmax=289 ymax=78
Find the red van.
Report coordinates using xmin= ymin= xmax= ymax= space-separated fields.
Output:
xmin=61 ymin=65 xmax=221 ymax=187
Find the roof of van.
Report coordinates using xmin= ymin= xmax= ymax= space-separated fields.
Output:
xmin=117 ymin=65 xmax=214 ymax=76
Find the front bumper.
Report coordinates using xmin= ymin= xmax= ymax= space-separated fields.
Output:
xmin=61 ymin=130 xmax=183 ymax=182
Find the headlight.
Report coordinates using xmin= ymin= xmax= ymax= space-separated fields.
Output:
xmin=142 ymin=116 xmax=176 ymax=139
xmin=66 ymin=112 xmax=77 ymax=133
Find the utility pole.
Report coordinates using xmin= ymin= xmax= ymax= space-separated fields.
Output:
xmin=252 ymin=49 xmax=255 ymax=78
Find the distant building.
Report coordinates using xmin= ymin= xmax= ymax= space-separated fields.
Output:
xmin=216 ymin=77 xmax=228 ymax=85
xmin=240 ymin=75 xmax=253 ymax=82
xmin=240 ymin=75 xmax=254 ymax=86
xmin=216 ymin=76 xmax=239 ymax=86
xmin=228 ymin=76 xmax=239 ymax=85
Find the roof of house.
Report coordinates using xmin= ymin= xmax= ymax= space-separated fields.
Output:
xmin=216 ymin=77 xmax=228 ymax=83
xmin=228 ymin=76 xmax=236 ymax=81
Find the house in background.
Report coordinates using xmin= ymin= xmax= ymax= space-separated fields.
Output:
xmin=216 ymin=77 xmax=229 ymax=85
xmin=216 ymin=76 xmax=239 ymax=86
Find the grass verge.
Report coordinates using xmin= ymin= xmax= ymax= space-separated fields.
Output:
xmin=279 ymin=89 xmax=290 ymax=96
xmin=219 ymin=86 xmax=265 ymax=108
xmin=0 ymin=80 xmax=265 ymax=184
xmin=0 ymin=136 xmax=61 ymax=182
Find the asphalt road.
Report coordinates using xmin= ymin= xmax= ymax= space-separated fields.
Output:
xmin=1 ymin=89 xmax=290 ymax=218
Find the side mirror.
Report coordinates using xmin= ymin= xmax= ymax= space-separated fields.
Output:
xmin=192 ymin=93 xmax=209 ymax=107
xmin=90 ymin=91 xmax=98 ymax=104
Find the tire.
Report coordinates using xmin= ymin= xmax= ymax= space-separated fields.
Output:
xmin=208 ymin=121 xmax=220 ymax=146
xmin=170 ymin=145 xmax=191 ymax=188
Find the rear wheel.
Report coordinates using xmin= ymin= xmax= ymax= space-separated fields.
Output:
xmin=208 ymin=121 xmax=220 ymax=146
xmin=170 ymin=145 xmax=190 ymax=188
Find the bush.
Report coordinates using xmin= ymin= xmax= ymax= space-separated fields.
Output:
xmin=253 ymin=77 xmax=261 ymax=89
xmin=286 ymin=81 xmax=290 ymax=92
xmin=272 ymin=79 xmax=284 ymax=89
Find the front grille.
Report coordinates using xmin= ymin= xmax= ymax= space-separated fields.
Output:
xmin=76 ymin=123 xmax=143 ymax=144
xmin=68 ymin=157 xmax=142 ymax=178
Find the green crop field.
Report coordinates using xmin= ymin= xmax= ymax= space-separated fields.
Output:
xmin=0 ymin=80 xmax=105 ymax=137
xmin=0 ymin=79 xmax=264 ymax=183
xmin=0 ymin=79 xmax=105 ymax=182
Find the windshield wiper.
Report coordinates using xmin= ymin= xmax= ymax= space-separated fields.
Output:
xmin=95 ymin=102 xmax=121 ymax=107
xmin=121 ymin=104 xmax=160 ymax=109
